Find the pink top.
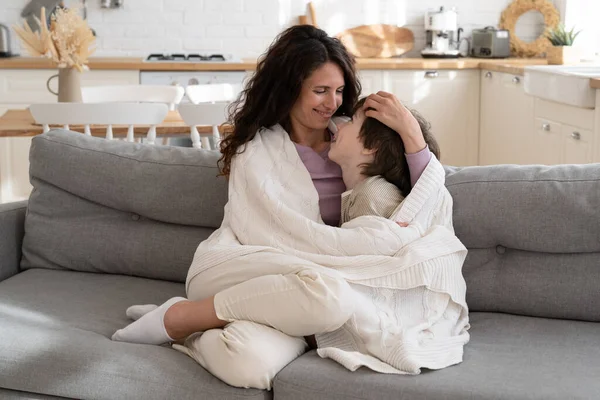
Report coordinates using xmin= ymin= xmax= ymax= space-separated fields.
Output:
xmin=293 ymin=142 xmax=432 ymax=226
xmin=294 ymin=143 xmax=346 ymax=226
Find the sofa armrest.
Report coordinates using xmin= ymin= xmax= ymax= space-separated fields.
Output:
xmin=0 ymin=200 xmax=27 ymax=283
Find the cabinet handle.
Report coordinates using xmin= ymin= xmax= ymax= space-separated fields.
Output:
xmin=542 ymin=123 xmax=551 ymax=131
xmin=424 ymin=71 xmax=439 ymax=78
xmin=485 ymin=71 xmax=492 ymax=78
xmin=512 ymin=76 xmax=521 ymax=84
xmin=571 ymin=132 xmax=581 ymax=140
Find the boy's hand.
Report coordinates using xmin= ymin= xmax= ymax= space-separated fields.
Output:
xmin=363 ymin=91 xmax=427 ymax=154
xmin=397 ymin=221 xmax=409 ymax=227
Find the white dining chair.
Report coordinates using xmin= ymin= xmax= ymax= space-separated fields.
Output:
xmin=181 ymin=83 xmax=239 ymax=150
xmin=29 ymin=103 xmax=169 ymax=144
xmin=177 ymin=102 xmax=228 ymax=150
xmin=81 ymin=85 xmax=185 ymax=111
xmin=185 ymin=83 xmax=240 ymax=105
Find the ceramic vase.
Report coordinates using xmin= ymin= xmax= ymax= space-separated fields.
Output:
xmin=46 ymin=67 xmax=83 ymax=102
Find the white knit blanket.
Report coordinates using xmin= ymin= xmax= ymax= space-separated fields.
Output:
xmin=187 ymin=124 xmax=470 ymax=374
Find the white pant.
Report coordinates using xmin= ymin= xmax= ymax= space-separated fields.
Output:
xmin=175 ymin=253 xmax=356 ymax=390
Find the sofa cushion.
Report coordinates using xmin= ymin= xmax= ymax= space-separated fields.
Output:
xmin=274 ymin=312 xmax=600 ymax=400
xmin=21 ymin=130 xmax=228 ymax=282
xmin=0 ymin=269 xmax=269 ymax=400
xmin=445 ymin=164 xmax=600 ymax=322
xmin=0 ymin=388 xmax=69 ymax=399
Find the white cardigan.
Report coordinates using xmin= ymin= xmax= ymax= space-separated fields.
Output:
xmin=187 ymin=124 xmax=470 ymax=374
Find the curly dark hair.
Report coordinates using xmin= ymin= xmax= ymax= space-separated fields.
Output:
xmin=356 ymin=98 xmax=441 ymax=197
xmin=218 ymin=25 xmax=361 ymax=177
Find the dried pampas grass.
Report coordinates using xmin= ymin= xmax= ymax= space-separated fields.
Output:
xmin=13 ymin=7 xmax=96 ymax=71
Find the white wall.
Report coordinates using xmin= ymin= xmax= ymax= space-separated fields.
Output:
xmin=563 ymin=0 xmax=600 ymax=59
xmin=1 ymin=0 xmax=556 ymax=58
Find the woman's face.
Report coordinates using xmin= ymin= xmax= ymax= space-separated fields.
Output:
xmin=289 ymin=62 xmax=345 ymax=132
xmin=329 ymin=110 xmax=367 ymax=165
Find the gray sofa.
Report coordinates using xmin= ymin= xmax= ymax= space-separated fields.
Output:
xmin=1 ymin=129 xmax=599 ymax=400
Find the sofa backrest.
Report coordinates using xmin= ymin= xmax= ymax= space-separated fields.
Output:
xmin=445 ymin=164 xmax=600 ymax=322
xmin=22 ymin=131 xmax=600 ymax=322
xmin=21 ymin=130 xmax=227 ymax=283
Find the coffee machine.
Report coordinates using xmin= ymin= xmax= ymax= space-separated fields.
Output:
xmin=421 ymin=6 xmax=463 ymax=58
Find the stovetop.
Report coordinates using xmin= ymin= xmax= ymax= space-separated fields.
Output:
xmin=145 ymin=53 xmax=240 ymax=62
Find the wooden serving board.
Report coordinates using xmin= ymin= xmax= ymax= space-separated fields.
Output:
xmin=336 ymin=24 xmax=414 ymax=58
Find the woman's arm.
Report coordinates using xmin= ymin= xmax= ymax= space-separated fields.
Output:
xmin=362 ymin=91 xmax=432 ymax=185
xmin=406 ymin=145 xmax=432 ymax=187
xmin=362 ymin=91 xmax=427 ymax=154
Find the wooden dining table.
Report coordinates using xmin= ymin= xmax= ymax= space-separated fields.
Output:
xmin=0 ymin=108 xmax=229 ymax=138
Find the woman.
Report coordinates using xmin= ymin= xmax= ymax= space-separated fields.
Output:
xmin=112 ymin=25 xmax=435 ymax=389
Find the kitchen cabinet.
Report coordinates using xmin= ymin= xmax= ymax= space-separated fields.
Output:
xmin=532 ymin=98 xmax=596 ymax=165
xmin=385 ymin=70 xmax=480 ymax=166
xmin=480 ymin=71 xmax=597 ymax=166
xmin=562 ymin=124 xmax=593 ymax=164
xmin=357 ymin=70 xmax=384 ymax=98
xmin=479 ymin=70 xmax=535 ymax=165
xmin=533 ymin=117 xmax=594 ymax=165
xmin=533 ymin=118 xmax=562 ymax=165
xmin=0 ymin=70 xmax=139 ymax=203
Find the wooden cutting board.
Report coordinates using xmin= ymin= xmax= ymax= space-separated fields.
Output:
xmin=336 ymin=24 xmax=414 ymax=58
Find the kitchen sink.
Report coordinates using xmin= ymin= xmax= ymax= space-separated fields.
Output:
xmin=524 ymin=65 xmax=600 ymax=108
xmin=549 ymin=66 xmax=600 ymax=76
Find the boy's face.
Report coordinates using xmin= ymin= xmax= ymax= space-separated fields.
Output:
xmin=329 ymin=110 xmax=372 ymax=165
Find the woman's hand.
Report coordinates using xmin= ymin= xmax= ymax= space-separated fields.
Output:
xmin=363 ymin=91 xmax=427 ymax=154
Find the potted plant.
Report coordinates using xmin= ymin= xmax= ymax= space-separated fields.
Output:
xmin=13 ymin=7 xmax=96 ymax=102
xmin=545 ymin=24 xmax=581 ymax=65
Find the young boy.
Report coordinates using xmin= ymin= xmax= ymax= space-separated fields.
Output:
xmin=329 ymin=98 xmax=440 ymax=224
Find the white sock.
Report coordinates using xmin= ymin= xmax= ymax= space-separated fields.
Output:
xmin=112 ymin=297 xmax=186 ymax=345
xmin=126 ymin=304 xmax=158 ymax=320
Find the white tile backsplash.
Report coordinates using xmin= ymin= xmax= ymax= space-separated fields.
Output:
xmin=0 ymin=0 xmax=560 ymax=58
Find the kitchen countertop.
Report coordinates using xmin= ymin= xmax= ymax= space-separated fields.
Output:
xmin=0 ymin=57 xmax=257 ymax=71
xmin=477 ymin=61 xmax=547 ymax=76
xmin=6 ymin=56 xmax=597 ymax=87
xmin=357 ymin=57 xmax=548 ymax=73
xmin=0 ymin=56 xmax=548 ymax=72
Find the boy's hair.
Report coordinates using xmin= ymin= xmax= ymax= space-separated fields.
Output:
xmin=354 ymin=97 xmax=440 ymax=197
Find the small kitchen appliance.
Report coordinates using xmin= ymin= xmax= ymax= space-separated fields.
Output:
xmin=0 ymin=23 xmax=14 ymax=58
xmin=421 ymin=6 xmax=463 ymax=58
xmin=471 ymin=26 xmax=511 ymax=58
